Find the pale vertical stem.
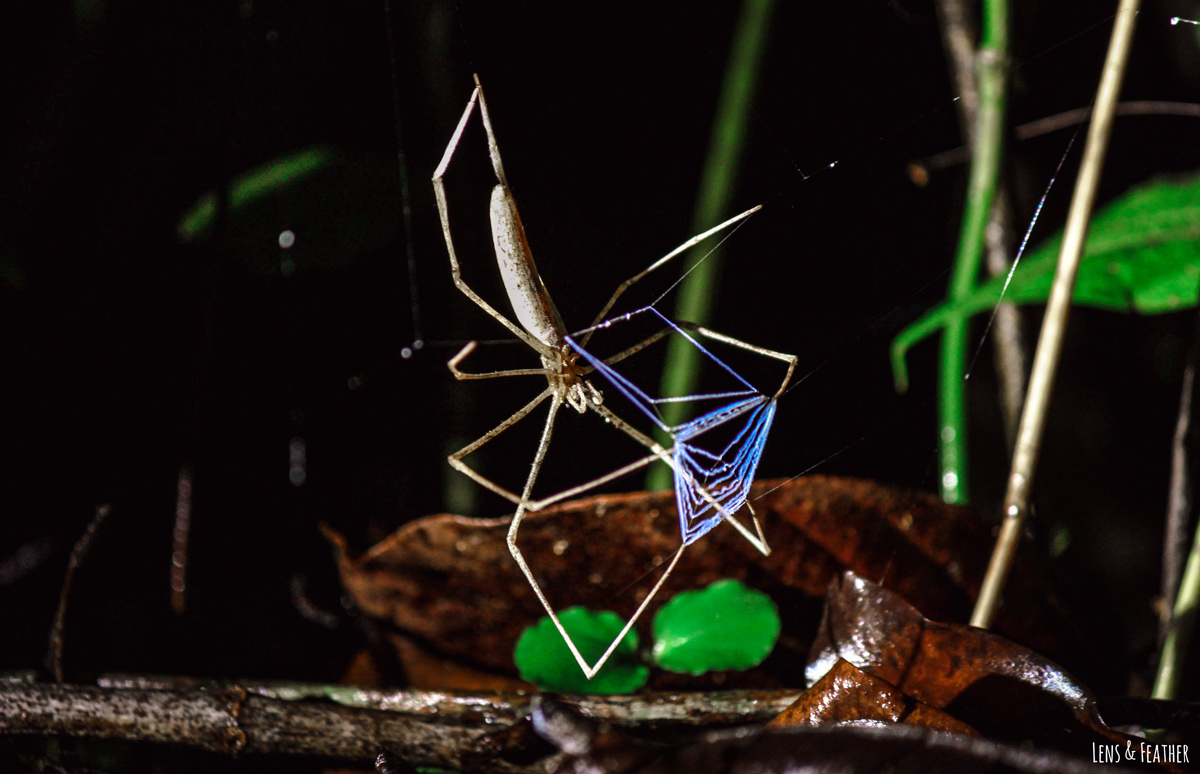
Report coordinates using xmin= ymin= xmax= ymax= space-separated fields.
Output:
xmin=971 ymin=0 xmax=1142 ymax=628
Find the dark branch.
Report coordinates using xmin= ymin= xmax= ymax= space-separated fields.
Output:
xmin=0 ymin=680 xmax=801 ymax=771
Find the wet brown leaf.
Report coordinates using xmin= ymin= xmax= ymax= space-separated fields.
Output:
xmin=807 ymin=571 xmax=1140 ymax=755
xmin=770 ymin=657 xmax=977 ymax=735
xmin=324 ymin=476 xmax=1074 ymax=686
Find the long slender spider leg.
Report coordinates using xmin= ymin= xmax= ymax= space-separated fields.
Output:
xmin=578 ymin=206 xmax=763 ymax=347
xmin=515 ymin=399 xmax=674 ymax=511
xmin=746 ymin=500 xmax=768 ymax=549
xmin=448 ymin=340 xmax=556 ymax=380
xmin=472 ymin=74 xmax=510 ymax=190
xmin=528 ymin=450 xmax=663 ymax=511
xmin=718 ymin=501 xmax=770 ymax=555
xmin=499 ymin=393 xmax=692 ymax=677
xmin=587 ymin=401 xmax=675 ymax=467
xmin=519 ymin=397 xmax=698 ymax=676
xmin=680 ymin=322 xmax=799 ymax=399
xmin=582 ymin=545 xmax=686 ymax=678
xmin=432 ymin=85 xmax=551 ymax=356
xmin=448 ymin=386 xmax=557 ymax=507
xmin=505 ymin=393 xmax=606 ymax=676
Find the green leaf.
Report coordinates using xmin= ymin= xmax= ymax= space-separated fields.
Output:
xmin=650 ymin=579 xmax=780 ymax=674
xmin=176 ymin=145 xmax=400 ymax=276
xmin=891 ymin=172 xmax=1200 ymax=391
xmin=514 ymin=607 xmax=648 ymax=694
xmin=178 ymin=147 xmax=338 ymax=241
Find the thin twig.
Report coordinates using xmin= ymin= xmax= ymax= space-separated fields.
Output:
xmin=971 ymin=0 xmax=1142 ymax=629
xmin=382 ymin=0 xmax=424 ymax=357
xmin=1153 ymin=278 xmax=1200 ymax=700
xmin=45 ymin=504 xmax=112 ymax=683
xmin=932 ymin=0 xmax=980 ymax=126
xmin=171 ymin=465 xmax=192 ymax=615
xmin=910 ymin=101 xmax=1200 ymax=177
xmin=1160 ymin=302 xmax=1200 ymax=644
xmin=0 ymin=682 xmax=529 ymax=772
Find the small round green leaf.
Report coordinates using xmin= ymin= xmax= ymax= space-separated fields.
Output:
xmin=514 ymin=607 xmax=649 ymax=694
xmin=651 ymin=579 xmax=780 ymax=674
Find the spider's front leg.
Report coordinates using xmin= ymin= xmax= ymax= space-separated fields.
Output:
xmin=431 ymin=78 xmax=561 ymax=356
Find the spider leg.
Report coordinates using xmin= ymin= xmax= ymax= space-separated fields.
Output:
xmin=448 ymin=386 xmax=557 ymax=508
xmin=473 ymin=74 xmax=510 ymax=191
xmin=680 ymin=321 xmax=799 ymax=399
xmin=431 ymin=82 xmax=551 ymax=355
xmin=505 ymin=392 xmax=603 ymax=676
xmin=584 ymin=545 xmax=685 ymax=678
xmin=718 ymin=502 xmax=771 ymax=555
xmin=578 ymin=206 xmax=762 ymax=346
xmin=745 ymin=499 xmax=768 ymax=549
xmin=448 ymin=340 xmax=556 ymax=380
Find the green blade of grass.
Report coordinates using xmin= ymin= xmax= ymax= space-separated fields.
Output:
xmin=648 ymin=0 xmax=774 ymax=493
xmin=935 ymin=0 xmax=1010 ymax=505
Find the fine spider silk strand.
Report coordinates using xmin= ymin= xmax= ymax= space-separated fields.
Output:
xmin=963 ymin=129 xmax=1083 ymax=383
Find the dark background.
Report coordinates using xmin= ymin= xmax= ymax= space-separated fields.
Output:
xmin=2 ymin=0 xmax=1200 ymax=700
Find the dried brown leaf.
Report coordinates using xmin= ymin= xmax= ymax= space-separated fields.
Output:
xmin=807 ymin=571 xmax=1143 ymax=756
xmin=324 ymin=476 xmax=1074 ymax=685
xmin=770 ymin=657 xmax=977 ymax=735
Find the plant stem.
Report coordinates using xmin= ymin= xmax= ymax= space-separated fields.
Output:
xmin=1153 ymin=283 xmax=1200 ymax=697
xmin=648 ymin=0 xmax=773 ymax=493
xmin=1161 ymin=304 xmax=1200 ymax=642
xmin=971 ymin=0 xmax=1142 ymax=629
xmin=936 ymin=0 xmax=1010 ymax=504
xmin=1155 ymin=514 xmax=1200 ymax=700
xmin=46 ymin=504 xmax=111 ymax=683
